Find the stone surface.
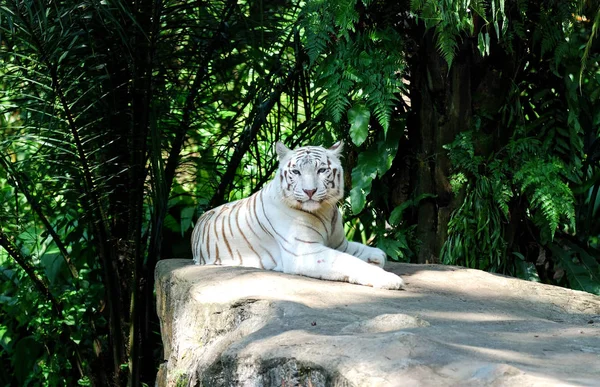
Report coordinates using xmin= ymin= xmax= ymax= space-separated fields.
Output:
xmin=155 ymin=259 xmax=600 ymax=387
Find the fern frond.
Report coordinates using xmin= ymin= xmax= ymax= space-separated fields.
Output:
xmin=514 ymin=158 xmax=575 ymax=240
xmin=409 ymin=0 xmax=426 ymax=12
xmin=435 ymin=28 xmax=458 ymax=68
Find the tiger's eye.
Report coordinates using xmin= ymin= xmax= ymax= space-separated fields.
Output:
xmin=291 ymin=169 xmax=301 ymax=175
xmin=317 ymin=168 xmax=328 ymax=174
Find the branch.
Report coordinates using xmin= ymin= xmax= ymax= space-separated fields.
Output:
xmin=0 ymin=156 xmax=78 ymax=279
xmin=209 ymin=67 xmax=299 ymax=208
xmin=0 ymin=228 xmax=59 ymax=313
xmin=163 ymin=0 xmax=238 ymax=191
xmin=0 ymin=228 xmax=88 ymax=379
xmin=12 ymin=1 xmax=123 ymax=376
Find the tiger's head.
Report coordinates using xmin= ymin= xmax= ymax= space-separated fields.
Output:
xmin=275 ymin=141 xmax=344 ymax=213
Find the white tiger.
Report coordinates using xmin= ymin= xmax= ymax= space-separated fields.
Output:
xmin=191 ymin=141 xmax=404 ymax=290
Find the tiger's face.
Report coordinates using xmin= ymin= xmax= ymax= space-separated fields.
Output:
xmin=275 ymin=141 xmax=344 ymax=212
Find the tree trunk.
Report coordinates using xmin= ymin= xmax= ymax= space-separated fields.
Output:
xmin=408 ymin=30 xmax=473 ymax=263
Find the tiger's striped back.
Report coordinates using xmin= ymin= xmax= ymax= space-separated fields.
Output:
xmin=191 ymin=189 xmax=282 ymax=269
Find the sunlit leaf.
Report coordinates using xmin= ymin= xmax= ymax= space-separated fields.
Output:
xmin=348 ymin=104 xmax=370 ymax=146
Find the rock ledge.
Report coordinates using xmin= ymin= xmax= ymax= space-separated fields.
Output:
xmin=155 ymin=259 xmax=600 ymax=386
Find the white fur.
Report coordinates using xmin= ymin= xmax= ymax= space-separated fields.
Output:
xmin=191 ymin=142 xmax=404 ymax=290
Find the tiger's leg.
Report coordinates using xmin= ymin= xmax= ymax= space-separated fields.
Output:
xmin=329 ymin=209 xmax=386 ymax=268
xmin=282 ymin=248 xmax=403 ymax=290
xmin=336 ymin=240 xmax=387 ymax=268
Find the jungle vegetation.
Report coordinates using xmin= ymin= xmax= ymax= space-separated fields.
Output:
xmin=0 ymin=0 xmax=599 ymax=385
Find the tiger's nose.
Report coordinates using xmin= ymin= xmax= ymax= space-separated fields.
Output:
xmin=303 ymin=188 xmax=317 ymax=199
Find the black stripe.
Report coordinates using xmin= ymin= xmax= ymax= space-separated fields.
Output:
xmin=235 ymin=201 xmax=264 ymax=266
xmin=331 ymin=208 xmax=338 ymax=230
xmin=243 ymin=207 xmax=277 ymax=266
xmin=295 ymin=208 xmax=327 ymax=239
xmin=251 ymin=192 xmax=275 ymax=238
xmin=281 ymin=243 xmax=327 ymax=257
xmin=334 ymin=239 xmax=346 ymax=250
xmin=258 ymin=190 xmax=289 ymax=242
xmin=215 ymin=244 xmax=221 ymax=265
xmin=347 ymin=243 xmax=359 ymax=256
xmin=294 ymin=237 xmax=320 ymax=244
xmin=191 ymin=221 xmax=200 ymax=262
xmin=222 ymin=213 xmax=233 ymax=261
xmin=200 ymin=211 xmax=216 ymax=264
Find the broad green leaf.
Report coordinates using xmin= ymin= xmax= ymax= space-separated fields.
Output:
xmin=164 ymin=214 xmax=180 ymax=233
xmin=550 ymin=245 xmax=600 ymax=295
xmin=71 ymin=330 xmax=82 ymax=345
xmin=0 ymin=325 xmax=13 ymax=351
xmin=377 ymin=236 xmax=409 ymax=262
xmin=568 ymin=243 xmax=600 ymax=287
xmin=391 ymin=193 xmax=438 ymax=224
xmin=13 ymin=336 xmax=43 ymax=385
xmin=350 ymin=130 xmax=401 ymax=214
xmin=180 ymin=206 xmax=195 ymax=236
xmin=41 ymin=252 xmax=64 ymax=286
xmin=348 ymin=104 xmax=370 ymax=146
xmin=350 ymin=186 xmax=368 ymax=215
xmin=389 ymin=202 xmax=412 ymax=226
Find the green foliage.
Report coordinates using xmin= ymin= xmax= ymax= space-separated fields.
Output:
xmin=441 ymin=138 xmax=512 ymax=271
xmin=580 ymin=6 xmax=600 ymax=79
xmin=347 ymin=104 xmax=370 ymax=146
xmin=1 ymin=1 xmax=599 ymax=385
xmin=442 ymin=129 xmax=578 ymax=271
xmin=439 ymin=0 xmax=600 ymax=294
xmin=411 ymin=0 xmax=508 ymax=67
xmin=301 ymin=0 xmax=405 ymax=132
xmin=378 ymin=193 xmax=434 ymax=262
xmin=514 ymin=158 xmax=575 ymax=242
xmin=389 ymin=194 xmax=436 ymax=227
xmin=0 ymin=0 xmax=321 ymax=384
xmin=349 ymin=130 xmax=400 ymax=214
xmin=549 ymin=241 xmax=600 ymax=295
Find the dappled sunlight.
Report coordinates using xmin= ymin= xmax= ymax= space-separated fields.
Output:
xmin=446 ymin=342 xmax=548 ymax=365
xmin=157 ymin=258 xmax=600 ymax=386
xmin=391 ymin=262 xmax=600 ymax=319
xmin=185 ymin=264 xmax=420 ymax=307
xmin=422 ymin=311 xmax=535 ymax=323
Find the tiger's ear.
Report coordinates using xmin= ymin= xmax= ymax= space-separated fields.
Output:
xmin=328 ymin=141 xmax=344 ymax=157
xmin=275 ymin=141 xmax=291 ymax=160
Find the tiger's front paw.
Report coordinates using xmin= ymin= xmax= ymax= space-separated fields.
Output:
xmin=370 ymin=271 xmax=404 ymax=290
xmin=366 ymin=248 xmax=387 ymax=269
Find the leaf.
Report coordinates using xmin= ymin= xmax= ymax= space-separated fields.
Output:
xmin=163 ymin=214 xmax=180 ymax=233
xmin=435 ymin=29 xmax=458 ymax=69
xmin=180 ymin=206 xmax=195 ymax=237
xmin=71 ymin=329 xmax=82 ymax=345
xmin=350 ymin=185 xmax=369 ymax=215
xmin=350 ymin=131 xmax=401 ymax=214
xmin=389 ymin=193 xmax=436 ymax=225
xmin=377 ymin=236 xmax=409 ymax=262
xmin=568 ymin=243 xmax=600 ymax=288
xmin=13 ymin=336 xmax=43 ymax=385
xmin=550 ymin=244 xmax=600 ymax=295
xmin=40 ymin=252 xmax=64 ymax=286
xmin=348 ymin=104 xmax=370 ymax=146
xmin=389 ymin=202 xmax=412 ymax=226
xmin=0 ymin=325 xmax=13 ymax=352
xmin=477 ymin=32 xmax=491 ymax=56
